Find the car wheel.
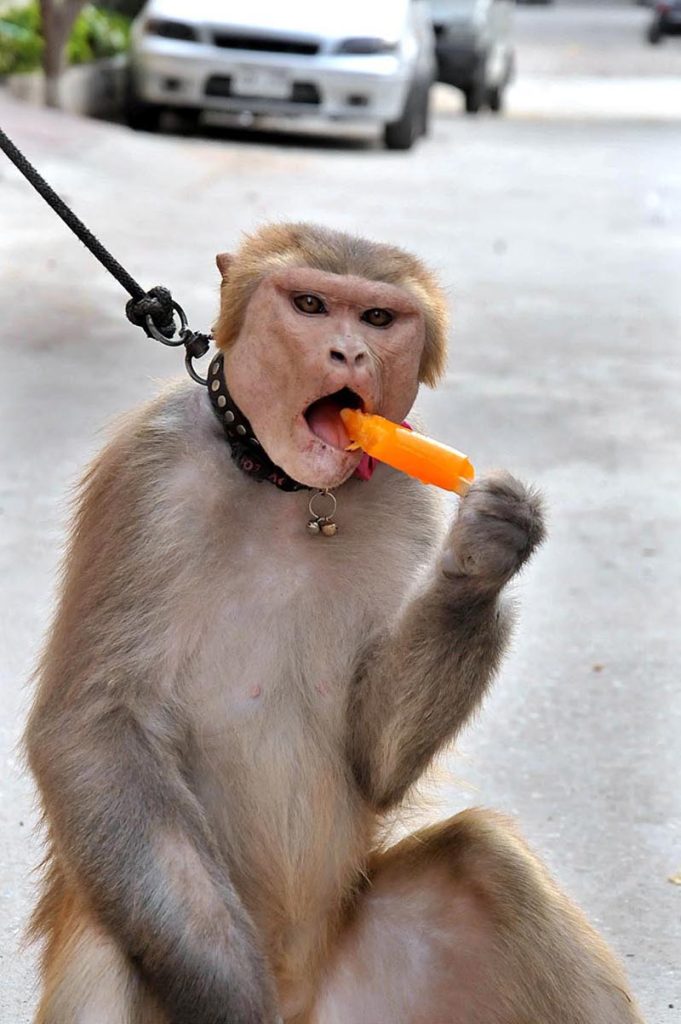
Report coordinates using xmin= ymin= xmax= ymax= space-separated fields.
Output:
xmin=464 ymin=82 xmax=485 ymax=114
xmin=125 ymin=97 xmax=162 ymax=132
xmin=171 ymin=107 xmax=201 ymax=135
xmin=384 ymin=85 xmax=421 ymax=151
xmin=419 ymin=84 xmax=431 ymax=137
xmin=124 ymin=77 xmax=162 ymax=132
xmin=487 ymin=85 xmax=504 ymax=114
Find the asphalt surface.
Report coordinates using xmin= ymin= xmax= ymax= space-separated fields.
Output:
xmin=1 ymin=3 xmax=680 ymax=1022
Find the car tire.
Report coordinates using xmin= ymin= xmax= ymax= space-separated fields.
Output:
xmin=464 ymin=82 xmax=485 ymax=114
xmin=487 ymin=85 xmax=504 ymax=113
xmin=384 ymin=85 xmax=421 ymax=151
xmin=124 ymin=76 xmax=162 ymax=132
xmin=171 ymin=107 xmax=202 ymax=135
xmin=419 ymin=84 xmax=431 ymax=137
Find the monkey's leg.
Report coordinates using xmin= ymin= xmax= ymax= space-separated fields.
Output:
xmin=311 ymin=809 xmax=643 ymax=1024
xmin=33 ymin=870 xmax=165 ymax=1024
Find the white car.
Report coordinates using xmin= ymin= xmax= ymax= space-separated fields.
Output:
xmin=126 ymin=0 xmax=436 ymax=149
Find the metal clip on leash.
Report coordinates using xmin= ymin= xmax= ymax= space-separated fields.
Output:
xmin=124 ymin=286 xmax=212 ymax=385
xmin=0 ymin=124 xmax=212 ymax=386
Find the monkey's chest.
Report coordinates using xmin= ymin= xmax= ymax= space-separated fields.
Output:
xmin=186 ymin=563 xmax=380 ymax=942
xmin=192 ymin=557 xmax=363 ymax=724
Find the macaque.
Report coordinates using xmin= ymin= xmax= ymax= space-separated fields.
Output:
xmin=26 ymin=223 xmax=643 ymax=1024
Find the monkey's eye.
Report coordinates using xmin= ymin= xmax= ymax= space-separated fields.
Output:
xmin=293 ymin=294 xmax=327 ymax=315
xmin=361 ymin=308 xmax=394 ymax=329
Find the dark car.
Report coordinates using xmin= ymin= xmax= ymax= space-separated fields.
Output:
xmin=647 ymin=0 xmax=681 ymax=41
xmin=428 ymin=0 xmax=515 ymax=113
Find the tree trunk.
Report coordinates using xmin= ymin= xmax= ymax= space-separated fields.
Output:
xmin=39 ymin=0 xmax=87 ymax=108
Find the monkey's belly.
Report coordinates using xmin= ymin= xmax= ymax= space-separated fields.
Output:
xmin=194 ymin=707 xmax=373 ymax=1004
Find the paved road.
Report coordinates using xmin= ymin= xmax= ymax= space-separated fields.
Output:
xmin=514 ymin=0 xmax=681 ymax=76
xmin=1 ymin=3 xmax=679 ymax=1022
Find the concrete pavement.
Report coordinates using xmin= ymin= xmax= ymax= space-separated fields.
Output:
xmin=1 ymin=3 xmax=680 ymax=1021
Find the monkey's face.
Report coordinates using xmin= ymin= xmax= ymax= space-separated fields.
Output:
xmin=222 ymin=268 xmax=427 ymax=490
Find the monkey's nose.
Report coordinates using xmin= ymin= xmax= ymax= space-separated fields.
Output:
xmin=329 ymin=342 xmax=367 ymax=367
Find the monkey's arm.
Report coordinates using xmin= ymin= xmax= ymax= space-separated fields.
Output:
xmin=27 ymin=695 xmax=276 ymax=1024
xmin=25 ymin=405 xmax=277 ymax=1024
xmin=347 ymin=473 xmax=545 ymax=811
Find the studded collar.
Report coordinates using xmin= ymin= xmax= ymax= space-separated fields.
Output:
xmin=207 ymin=351 xmax=310 ymax=492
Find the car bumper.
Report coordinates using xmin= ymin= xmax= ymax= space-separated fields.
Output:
xmin=130 ymin=39 xmax=413 ymax=123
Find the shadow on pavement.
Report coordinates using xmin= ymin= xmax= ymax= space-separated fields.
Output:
xmin=102 ymin=109 xmax=381 ymax=153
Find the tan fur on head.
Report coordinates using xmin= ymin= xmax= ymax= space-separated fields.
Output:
xmin=214 ymin=223 xmax=449 ymax=387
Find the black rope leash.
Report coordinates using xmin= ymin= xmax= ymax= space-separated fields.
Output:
xmin=0 ymin=124 xmax=211 ymax=384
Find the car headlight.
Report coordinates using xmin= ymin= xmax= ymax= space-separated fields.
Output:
xmin=144 ymin=19 xmax=198 ymax=42
xmin=335 ymin=37 xmax=398 ymax=55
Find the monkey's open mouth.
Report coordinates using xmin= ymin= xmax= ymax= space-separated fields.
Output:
xmin=305 ymin=388 xmax=363 ymax=450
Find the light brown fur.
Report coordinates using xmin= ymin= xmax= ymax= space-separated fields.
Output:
xmin=25 ymin=224 xmax=643 ymax=1024
xmin=213 ymin=222 xmax=449 ymax=387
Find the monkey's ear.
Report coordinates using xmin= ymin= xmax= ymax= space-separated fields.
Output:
xmin=216 ymin=253 xmax=233 ymax=280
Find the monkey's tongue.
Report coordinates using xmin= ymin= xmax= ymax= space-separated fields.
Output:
xmin=306 ymin=401 xmax=351 ymax=450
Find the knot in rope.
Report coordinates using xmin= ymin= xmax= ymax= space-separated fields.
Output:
xmin=0 ymin=125 xmax=213 ymax=385
xmin=125 ymin=285 xmax=177 ymax=340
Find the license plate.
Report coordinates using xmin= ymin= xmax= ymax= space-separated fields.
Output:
xmin=231 ymin=66 xmax=290 ymax=99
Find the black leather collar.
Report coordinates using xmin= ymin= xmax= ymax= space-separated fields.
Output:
xmin=207 ymin=352 xmax=309 ymax=492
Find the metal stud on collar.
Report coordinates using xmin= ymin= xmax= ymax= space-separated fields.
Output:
xmin=206 ymin=353 xmax=310 ymax=493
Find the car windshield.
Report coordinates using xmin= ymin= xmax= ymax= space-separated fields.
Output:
xmin=429 ymin=0 xmax=484 ymax=19
xmin=150 ymin=0 xmax=409 ymax=37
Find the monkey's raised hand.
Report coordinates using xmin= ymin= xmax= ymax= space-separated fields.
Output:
xmin=441 ymin=472 xmax=546 ymax=594
xmin=349 ymin=471 xmax=546 ymax=812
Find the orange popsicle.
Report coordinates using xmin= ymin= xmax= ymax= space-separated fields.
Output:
xmin=340 ymin=409 xmax=474 ymax=495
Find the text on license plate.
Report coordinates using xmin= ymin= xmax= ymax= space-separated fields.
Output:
xmin=231 ymin=67 xmax=290 ymax=99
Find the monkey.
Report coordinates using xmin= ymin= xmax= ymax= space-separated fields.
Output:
xmin=25 ymin=222 xmax=644 ymax=1024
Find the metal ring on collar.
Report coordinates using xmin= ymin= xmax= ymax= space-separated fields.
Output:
xmin=308 ymin=489 xmax=337 ymax=521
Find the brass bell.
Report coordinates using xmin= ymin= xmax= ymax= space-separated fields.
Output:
xmin=321 ymin=521 xmax=338 ymax=537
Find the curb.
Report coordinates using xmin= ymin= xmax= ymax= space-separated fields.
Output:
xmin=4 ymin=54 xmax=127 ymax=116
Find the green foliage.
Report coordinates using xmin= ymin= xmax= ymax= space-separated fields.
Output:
xmin=0 ymin=4 xmax=43 ymax=74
xmin=67 ymin=5 xmax=131 ymax=65
xmin=0 ymin=3 xmax=131 ymax=76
